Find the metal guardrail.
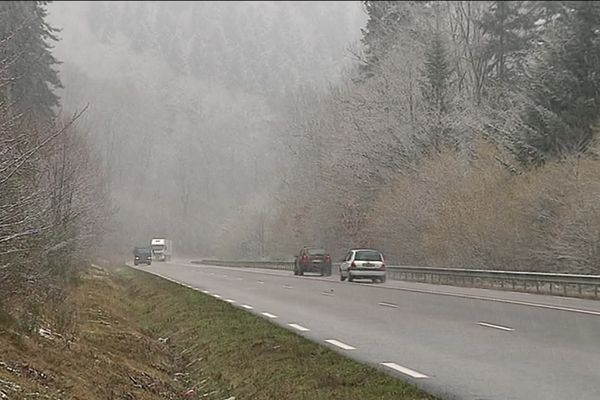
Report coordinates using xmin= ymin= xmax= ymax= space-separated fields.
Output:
xmin=192 ymin=260 xmax=600 ymax=299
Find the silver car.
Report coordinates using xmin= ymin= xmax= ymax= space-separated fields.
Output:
xmin=339 ymin=249 xmax=386 ymax=283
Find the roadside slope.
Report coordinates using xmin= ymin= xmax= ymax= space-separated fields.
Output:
xmin=0 ymin=265 xmax=434 ymax=400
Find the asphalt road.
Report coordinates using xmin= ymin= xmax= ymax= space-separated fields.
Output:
xmin=134 ymin=260 xmax=600 ymax=400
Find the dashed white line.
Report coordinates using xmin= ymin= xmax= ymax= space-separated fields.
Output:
xmin=288 ymin=323 xmax=310 ymax=332
xmin=325 ymin=339 xmax=355 ymax=350
xmin=283 ymin=284 xmax=292 ymax=289
xmin=261 ymin=312 xmax=278 ymax=319
xmin=225 ymin=299 xmax=236 ymax=303
xmin=241 ymin=304 xmax=254 ymax=310
xmin=478 ymin=322 xmax=514 ymax=332
xmin=378 ymin=302 xmax=399 ymax=308
xmin=212 ymin=294 xmax=222 ymax=299
xmin=257 ymin=280 xmax=265 ymax=284
xmin=321 ymin=291 xmax=334 ymax=296
xmin=202 ymin=290 xmax=210 ymax=294
xmin=381 ymin=362 xmax=428 ymax=378
xmin=223 ymin=275 xmax=228 ymax=277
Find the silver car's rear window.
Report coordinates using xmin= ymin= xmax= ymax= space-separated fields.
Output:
xmin=354 ymin=251 xmax=382 ymax=261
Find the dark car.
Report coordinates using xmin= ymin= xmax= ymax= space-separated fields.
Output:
xmin=133 ymin=246 xmax=152 ymax=266
xmin=294 ymin=247 xmax=332 ymax=276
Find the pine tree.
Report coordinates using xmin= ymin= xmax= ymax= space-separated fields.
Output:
xmin=520 ymin=1 xmax=600 ymax=163
xmin=422 ymin=29 xmax=451 ymax=115
xmin=480 ymin=1 xmax=537 ymax=85
xmin=420 ymin=19 xmax=453 ymax=154
xmin=360 ymin=1 xmax=415 ymax=73
xmin=0 ymin=1 xmax=62 ymax=119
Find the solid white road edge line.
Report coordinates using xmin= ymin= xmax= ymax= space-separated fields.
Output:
xmin=288 ymin=323 xmax=310 ymax=332
xmin=378 ymin=302 xmax=399 ymax=308
xmin=381 ymin=362 xmax=429 ymax=378
xmin=478 ymin=322 xmax=515 ymax=331
xmin=325 ymin=339 xmax=355 ymax=350
xmin=262 ymin=312 xmax=277 ymax=319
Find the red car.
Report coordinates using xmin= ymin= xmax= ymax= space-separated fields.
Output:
xmin=293 ymin=247 xmax=332 ymax=276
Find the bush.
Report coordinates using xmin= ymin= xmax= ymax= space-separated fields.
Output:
xmin=368 ymin=142 xmax=600 ymax=273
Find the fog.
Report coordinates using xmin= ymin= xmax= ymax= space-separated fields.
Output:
xmin=47 ymin=1 xmax=366 ymax=257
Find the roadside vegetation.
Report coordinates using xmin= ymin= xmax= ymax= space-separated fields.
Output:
xmin=214 ymin=2 xmax=600 ymax=274
xmin=0 ymin=2 xmax=110 ymax=344
xmin=0 ymin=264 xmax=435 ymax=400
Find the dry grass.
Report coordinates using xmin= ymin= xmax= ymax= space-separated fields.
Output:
xmin=0 ymin=267 xmax=190 ymax=400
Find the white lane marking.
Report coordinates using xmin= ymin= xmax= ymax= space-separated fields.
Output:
xmin=241 ymin=304 xmax=254 ymax=310
xmin=257 ymin=280 xmax=265 ymax=284
xmin=223 ymin=275 xmax=228 ymax=277
xmin=378 ymin=302 xmax=399 ymax=308
xmin=321 ymin=291 xmax=334 ymax=296
xmin=288 ymin=323 xmax=310 ymax=332
xmin=325 ymin=339 xmax=355 ymax=350
xmin=213 ymin=294 xmax=222 ymax=299
xmin=236 ymin=277 xmax=243 ymax=281
xmin=262 ymin=312 xmax=277 ymax=319
xmin=284 ymin=284 xmax=292 ymax=289
xmin=381 ymin=362 xmax=428 ymax=378
xmin=478 ymin=322 xmax=514 ymax=332
xmin=225 ymin=299 xmax=236 ymax=303
xmin=209 ymin=272 xmax=215 ymax=275
xmin=202 ymin=290 xmax=210 ymax=294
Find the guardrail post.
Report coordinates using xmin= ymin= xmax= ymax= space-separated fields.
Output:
xmin=536 ymin=281 xmax=540 ymax=293
xmin=578 ymin=284 xmax=582 ymax=296
xmin=563 ymin=283 xmax=567 ymax=296
xmin=595 ymin=285 xmax=598 ymax=298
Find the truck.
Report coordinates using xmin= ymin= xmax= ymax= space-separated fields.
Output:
xmin=150 ymin=238 xmax=172 ymax=262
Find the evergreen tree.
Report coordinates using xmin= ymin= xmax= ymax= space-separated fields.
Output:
xmin=0 ymin=1 xmax=62 ymax=119
xmin=520 ymin=1 xmax=600 ymax=163
xmin=480 ymin=1 xmax=537 ymax=85
xmin=421 ymin=29 xmax=451 ymax=115
xmin=420 ymin=19 xmax=453 ymax=154
xmin=361 ymin=1 xmax=415 ymax=73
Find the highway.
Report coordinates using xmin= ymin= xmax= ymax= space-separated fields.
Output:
xmin=135 ymin=260 xmax=600 ymax=400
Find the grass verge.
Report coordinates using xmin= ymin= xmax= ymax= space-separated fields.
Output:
xmin=0 ymin=264 xmax=435 ymax=400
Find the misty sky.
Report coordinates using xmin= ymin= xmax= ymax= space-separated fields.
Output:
xmin=46 ymin=1 xmax=367 ymax=255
